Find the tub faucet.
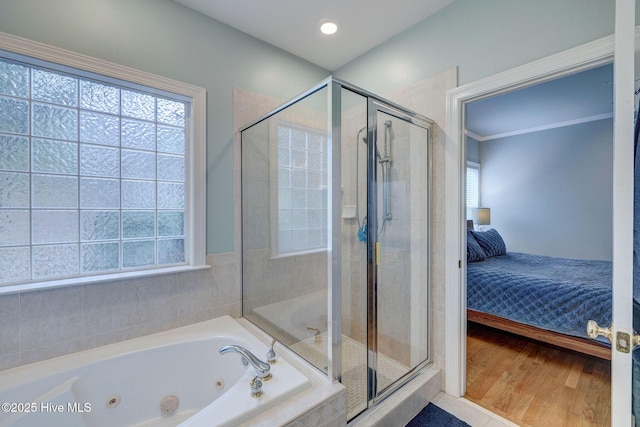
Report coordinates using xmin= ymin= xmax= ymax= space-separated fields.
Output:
xmin=219 ymin=345 xmax=272 ymax=380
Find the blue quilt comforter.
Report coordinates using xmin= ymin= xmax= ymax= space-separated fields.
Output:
xmin=467 ymin=252 xmax=612 ymax=341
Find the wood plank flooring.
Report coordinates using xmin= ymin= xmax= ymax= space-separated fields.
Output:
xmin=465 ymin=322 xmax=611 ymax=427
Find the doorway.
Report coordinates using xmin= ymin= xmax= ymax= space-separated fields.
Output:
xmin=460 ymin=63 xmax=614 ymax=425
xmin=444 ymin=29 xmax=638 ymax=424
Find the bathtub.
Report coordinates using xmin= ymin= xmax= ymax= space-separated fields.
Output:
xmin=0 ymin=316 xmax=311 ymax=427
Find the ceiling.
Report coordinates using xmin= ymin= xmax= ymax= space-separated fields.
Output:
xmin=465 ymin=64 xmax=614 ymax=141
xmin=174 ymin=0 xmax=455 ymax=71
xmin=174 ymin=1 xmax=620 ymax=138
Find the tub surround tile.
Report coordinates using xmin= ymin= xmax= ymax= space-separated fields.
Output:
xmin=133 ymin=275 xmax=177 ymax=328
xmin=132 ymin=317 xmax=178 ymax=338
xmin=83 ymin=280 xmax=134 ymax=337
xmin=212 ymin=301 xmax=241 ymax=319
xmin=0 ymin=252 xmax=243 ymax=372
xmin=284 ymin=392 xmax=347 ymax=427
xmin=19 ymin=286 xmax=83 ymax=352
xmin=20 ymin=338 xmax=83 ymax=366
xmin=210 ymin=256 xmax=240 ymax=307
xmin=176 ymin=275 xmax=215 ymax=326
xmin=82 ymin=327 xmax=134 ymax=351
xmin=0 ymin=353 xmax=19 ymax=371
xmin=0 ymin=293 xmax=19 ymax=356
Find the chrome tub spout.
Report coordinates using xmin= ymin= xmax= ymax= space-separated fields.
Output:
xmin=219 ymin=345 xmax=272 ymax=380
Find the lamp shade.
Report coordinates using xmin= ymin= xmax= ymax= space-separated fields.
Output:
xmin=472 ymin=207 xmax=491 ymax=226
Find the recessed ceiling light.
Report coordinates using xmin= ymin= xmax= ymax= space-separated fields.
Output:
xmin=320 ymin=20 xmax=338 ymax=35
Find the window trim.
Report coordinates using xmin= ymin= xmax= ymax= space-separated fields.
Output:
xmin=0 ymin=31 xmax=207 ymax=295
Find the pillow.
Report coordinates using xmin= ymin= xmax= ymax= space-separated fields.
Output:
xmin=466 ymin=229 xmax=487 ymax=262
xmin=469 ymin=228 xmax=507 ymax=257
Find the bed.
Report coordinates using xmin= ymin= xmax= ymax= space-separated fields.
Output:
xmin=466 ymin=227 xmax=612 ymax=360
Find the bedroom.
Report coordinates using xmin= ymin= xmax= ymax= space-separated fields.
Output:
xmin=463 ymin=63 xmax=615 ymax=425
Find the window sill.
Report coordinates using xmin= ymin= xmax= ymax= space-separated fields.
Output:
xmin=0 ymin=265 xmax=211 ymax=296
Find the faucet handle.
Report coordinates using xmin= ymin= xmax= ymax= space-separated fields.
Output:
xmin=249 ymin=376 xmax=263 ymax=398
xmin=266 ymin=338 xmax=277 ymax=364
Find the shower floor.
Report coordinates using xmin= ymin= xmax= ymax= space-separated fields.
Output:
xmin=291 ymin=333 xmax=409 ymax=419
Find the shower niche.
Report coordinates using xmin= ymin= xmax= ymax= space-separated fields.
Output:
xmin=241 ymin=77 xmax=432 ymax=420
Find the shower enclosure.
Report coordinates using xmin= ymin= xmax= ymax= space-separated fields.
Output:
xmin=240 ymin=77 xmax=432 ymax=420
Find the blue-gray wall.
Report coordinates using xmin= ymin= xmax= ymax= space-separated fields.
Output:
xmin=480 ymin=119 xmax=613 ymax=261
xmin=0 ymin=0 xmax=329 ymax=254
xmin=335 ymin=0 xmax=619 ymax=92
xmin=466 ymin=136 xmax=480 ymax=164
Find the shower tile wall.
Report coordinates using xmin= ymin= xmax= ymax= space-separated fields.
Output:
xmin=0 ymin=252 xmax=240 ymax=371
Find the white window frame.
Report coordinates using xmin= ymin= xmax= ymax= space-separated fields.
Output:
xmin=0 ymin=31 xmax=207 ymax=295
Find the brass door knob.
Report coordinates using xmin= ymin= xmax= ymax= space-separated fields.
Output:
xmin=586 ymin=320 xmax=612 ymax=344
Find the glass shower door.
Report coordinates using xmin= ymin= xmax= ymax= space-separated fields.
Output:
xmin=369 ymin=107 xmax=430 ymax=400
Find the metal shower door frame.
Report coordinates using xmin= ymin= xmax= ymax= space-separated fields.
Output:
xmin=364 ymin=97 xmax=433 ymax=407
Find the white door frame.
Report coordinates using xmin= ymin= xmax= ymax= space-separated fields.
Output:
xmin=444 ymin=25 xmax=640 ymax=421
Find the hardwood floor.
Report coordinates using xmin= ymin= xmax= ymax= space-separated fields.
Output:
xmin=465 ymin=322 xmax=611 ymax=427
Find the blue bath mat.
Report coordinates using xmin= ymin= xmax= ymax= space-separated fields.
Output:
xmin=406 ymin=403 xmax=471 ymax=427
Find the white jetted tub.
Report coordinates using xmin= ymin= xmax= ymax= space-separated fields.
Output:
xmin=0 ymin=316 xmax=311 ymax=427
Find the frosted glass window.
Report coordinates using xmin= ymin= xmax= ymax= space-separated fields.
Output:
xmin=32 ymin=139 xmax=78 ymax=174
xmin=0 ymin=247 xmax=29 ymax=282
xmin=32 ymin=244 xmax=79 ymax=279
xmin=122 ymin=90 xmax=155 ymax=121
xmin=0 ymin=210 xmax=29 ymax=246
xmin=0 ymin=60 xmax=29 ymax=98
xmin=122 ymin=119 xmax=156 ymax=150
xmin=0 ymin=96 xmax=28 ymax=134
xmin=0 ymin=52 xmax=190 ymax=286
xmin=32 ymin=103 xmax=78 ymax=141
xmin=122 ymin=211 xmax=155 ymax=239
xmin=158 ymin=211 xmax=184 ymax=237
xmin=158 ymin=183 xmax=184 ymax=209
xmin=158 ymin=238 xmax=184 ymax=264
xmin=80 ymin=80 xmax=119 ymax=114
xmin=81 ymin=242 xmax=119 ymax=273
xmin=32 ymin=175 xmax=78 ymax=208
xmin=32 ymin=68 xmax=78 ymax=107
xmin=80 ymin=144 xmax=119 ymax=177
xmin=276 ymin=124 xmax=327 ymax=255
xmin=157 ymin=125 xmax=185 ymax=154
xmin=157 ymin=154 xmax=184 ymax=182
xmin=123 ymin=240 xmax=155 ymax=268
xmin=81 ymin=211 xmax=120 ymax=241
xmin=122 ymin=149 xmax=156 ymax=179
xmin=157 ymin=98 xmax=185 ymax=126
xmin=80 ymin=111 xmax=120 ymax=146
xmin=0 ymin=135 xmax=29 ymax=171
xmin=80 ymin=178 xmax=120 ymax=209
xmin=122 ymin=180 xmax=155 ymax=209
xmin=32 ymin=210 xmax=78 ymax=244
xmin=0 ymin=172 xmax=29 ymax=207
